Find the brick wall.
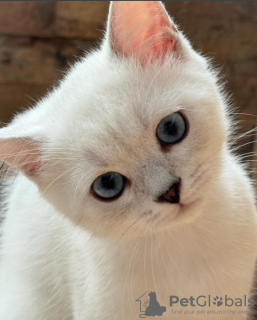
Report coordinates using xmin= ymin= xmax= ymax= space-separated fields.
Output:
xmin=0 ymin=1 xmax=256 ymax=179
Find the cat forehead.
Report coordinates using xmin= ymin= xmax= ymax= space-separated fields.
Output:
xmin=59 ymin=52 xmax=213 ymax=124
xmin=46 ymin=52 xmax=218 ymax=162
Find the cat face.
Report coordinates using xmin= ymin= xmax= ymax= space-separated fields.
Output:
xmin=0 ymin=1 xmax=229 ymax=237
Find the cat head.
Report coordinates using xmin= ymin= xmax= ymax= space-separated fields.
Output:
xmin=0 ymin=1 xmax=229 ymax=237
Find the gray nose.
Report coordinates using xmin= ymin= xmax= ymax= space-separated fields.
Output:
xmin=158 ymin=179 xmax=181 ymax=204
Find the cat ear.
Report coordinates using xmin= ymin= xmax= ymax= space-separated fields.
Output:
xmin=107 ymin=1 xmax=178 ymax=64
xmin=0 ymin=127 xmax=43 ymax=178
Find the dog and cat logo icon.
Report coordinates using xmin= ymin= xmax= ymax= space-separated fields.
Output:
xmin=136 ymin=291 xmax=166 ymax=318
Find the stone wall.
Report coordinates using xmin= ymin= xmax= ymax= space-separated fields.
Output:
xmin=0 ymin=1 xmax=256 ymax=178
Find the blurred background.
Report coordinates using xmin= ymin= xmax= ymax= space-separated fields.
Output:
xmin=0 ymin=1 xmax=256 ymax=179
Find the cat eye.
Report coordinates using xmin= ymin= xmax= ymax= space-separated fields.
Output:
xmin=92 ymin=172 xmax=126 ymax=200
xmin=156 ymin=112 xmax=187 ymax=145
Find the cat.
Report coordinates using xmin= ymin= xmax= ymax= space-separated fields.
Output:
xmin=0 ymin=1 xmax=256 ymax=319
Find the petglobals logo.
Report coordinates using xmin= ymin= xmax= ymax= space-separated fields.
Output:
xmin=169 ymin=295 xmax=255 ymax=308
xmin=136 ymin=292 xmax=255 ymax=318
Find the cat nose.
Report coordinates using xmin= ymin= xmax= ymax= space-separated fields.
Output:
xmin=158 ymin=179 xmax=181 ymax=204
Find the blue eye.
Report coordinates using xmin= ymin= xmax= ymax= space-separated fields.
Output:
xmin=92 ymin=172 xmax=126 ymax=200
xmin=156 ymin=112 xmax=187 ymax=145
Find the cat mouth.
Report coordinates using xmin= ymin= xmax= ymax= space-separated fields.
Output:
xmin=178 ymin=197 xmax=202 ymax=215
xmin=142 ymin=197 xmax=202 ymax=230
xmin=179 ymin=202 xmax=191 ymax=212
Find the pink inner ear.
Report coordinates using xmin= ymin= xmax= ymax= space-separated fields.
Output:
xmin=0 ymin=138 xmax=41 ymax=177
xmin=110 ymin=1 xmax=177 ymax=64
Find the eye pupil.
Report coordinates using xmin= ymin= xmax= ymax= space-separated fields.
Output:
xmin=156 ymin=112 xmax=187 ymax=145
xmin=163 ymin=121 xmax=177 ymax=136
xmin=92 ymin=172 xmax=126 ymax=200
xmin=102 ymin=174 xmax=115 ymax=189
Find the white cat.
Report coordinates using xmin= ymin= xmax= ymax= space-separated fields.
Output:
xmin=0 ymin=2 xmax=256 ymax=319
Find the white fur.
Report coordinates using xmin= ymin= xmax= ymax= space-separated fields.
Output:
xmin=0 ymin=2 xmax=256 ymax=319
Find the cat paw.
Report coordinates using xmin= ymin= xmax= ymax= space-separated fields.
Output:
xmin=213 ymin=296 xmax=223 ymax=307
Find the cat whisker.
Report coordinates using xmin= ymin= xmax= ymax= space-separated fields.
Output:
xmin=230 ymin=127 xmax=257 ymax=143
xmin=150 ymin=229 xmax=160 ymax=303
xmin=128 ymin=224 xmax=146 ymax=318
xmin=78 ymin=221 xmax=143 ymax=319
xmin=231 ymin=140 xmax=257 ymax=153
xmin=229 ymin=112 xmax=257 ymax=119
xmin=154 ymin=229 xmax=171 ymax=293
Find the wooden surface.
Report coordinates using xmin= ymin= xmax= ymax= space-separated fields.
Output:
xmin=0 ymin=1 xmax=256 ymax=176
